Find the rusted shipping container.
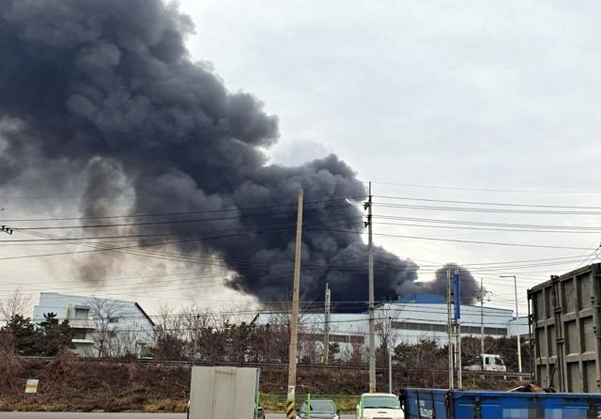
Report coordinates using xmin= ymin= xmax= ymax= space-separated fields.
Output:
xmin=528 ymin=263 xmax=601 ymax=392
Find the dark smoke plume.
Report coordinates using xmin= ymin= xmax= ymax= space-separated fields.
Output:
xmin=427 ymin=263 xmax=483 ymax=304
xmin=0 ymin=0 xmax=479 ymax=307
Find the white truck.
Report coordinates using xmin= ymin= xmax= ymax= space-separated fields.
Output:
xmin=357 ymin=392 xmax=404 ymax=419
xmin=463 ymin=353 xmax=506 ymax=372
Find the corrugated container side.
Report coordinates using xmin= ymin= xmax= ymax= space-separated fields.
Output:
xmin=403 ymin=388 xmax=449 ymax=419
xmin=403 ymin=388 xmax=601 ymax=419
xmin=528 ymin=263 xmax=601 ymax=392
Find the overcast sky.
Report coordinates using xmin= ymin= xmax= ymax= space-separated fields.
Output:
xmin=2 ymin=0 xmax=601 ymax=317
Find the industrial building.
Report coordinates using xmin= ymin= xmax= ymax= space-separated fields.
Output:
xmin=251 ymin=293 xmax=528 ymax=360
xmin=33 ymin=292 xmax=155 ymax=357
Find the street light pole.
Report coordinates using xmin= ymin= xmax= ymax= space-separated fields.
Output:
xmin=501 ymin=275 xmax=522 ymax=378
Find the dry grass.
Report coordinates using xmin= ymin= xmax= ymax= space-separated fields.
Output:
xmin=0 ymin=356 xmax=524 ymax=413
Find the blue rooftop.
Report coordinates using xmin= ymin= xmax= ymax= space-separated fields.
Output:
xmin=396 ymin=293 xmax=445 ymax=304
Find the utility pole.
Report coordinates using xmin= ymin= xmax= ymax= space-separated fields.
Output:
xmin=388 ymin=316 xmax=393 ymax=393
xmin=324 ymin=283 xmax=331 ymax=365
xmin=193 ymin=313 xmax=200 ymax=363
xmin=286 ymin=189 xmax=304 ymax=419
xmin=448 ymin=270 xmax=462 ymax=389
xmin=501 ymin=275 xmax=522 ymax=380
xmin=480 ymin=278 xmax=484 ymax=355
xmin=453 ymin=270 xmax=462 ymax=389
xmin=447 ymin=269 xmax=453 ymax=389
xmin=366 ymin=182 xmax=376 ymax=393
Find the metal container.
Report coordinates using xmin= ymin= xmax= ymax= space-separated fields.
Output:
xmin=403 ymin=388 xmax=601 ymax=419
xmin=528 ymin=263 xmax=601 ymax=392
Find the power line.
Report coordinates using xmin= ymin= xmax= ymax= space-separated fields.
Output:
xmin=370 ymin=181 xmax=601 ymax=194
xmin=0 ymin=196 xmax=364 ymax=222
xmin=375 ymin=195 xmax=601 ymax=210
xmin=375 ymin=202 xmax=601 ymax=215
xmin=311 ymin=228 xmax=593 ymax=251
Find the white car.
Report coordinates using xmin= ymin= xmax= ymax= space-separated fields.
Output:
xmin=356 ymin=392 xmax=404 ymax=419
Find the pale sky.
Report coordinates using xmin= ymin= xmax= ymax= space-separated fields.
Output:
xmin=2 ymin=0 xmax=601 ymax=318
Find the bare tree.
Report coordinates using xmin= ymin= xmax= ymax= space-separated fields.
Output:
xmin=180 ymin=304 xmax=215 ymax=361
xmin=265 ymin=298 xmax=317 ymax=363
xmin=341 ymin=338 xmax=367 ymax=366
xmin=0 ymin=288 xmax=33 ymax=326
xmin=152 ymin=303 xmax=186 ymax=360
xmin=88 ymin=297 xmax=126 ymax=357
xmin=375 ymin=306 xmax=403 ymax=366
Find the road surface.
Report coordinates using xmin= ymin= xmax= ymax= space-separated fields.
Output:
xmin=0 ymin=413 xmax=356 ymax=419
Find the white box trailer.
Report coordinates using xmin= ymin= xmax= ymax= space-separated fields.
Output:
xmin=188 ymin=366 xmax=261 ymax=419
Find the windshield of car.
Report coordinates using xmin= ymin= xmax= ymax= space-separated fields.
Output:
xmin=300 ymin=400 xmax=336 ymax=413
xmin=363 ymin=395 xmax=401 ymax=409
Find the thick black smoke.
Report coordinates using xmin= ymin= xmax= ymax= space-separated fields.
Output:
xmin=0 ymin=0 xmax=478 ymax=306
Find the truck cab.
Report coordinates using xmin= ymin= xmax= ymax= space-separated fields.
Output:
xmin=464 ymin=353 xmax=506 ymax=372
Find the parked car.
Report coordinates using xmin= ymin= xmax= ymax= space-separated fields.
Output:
xmin=296 ymin=398 xmax=340 ymax=419
xmin=357 ymin=392 xmax=404 ymax=419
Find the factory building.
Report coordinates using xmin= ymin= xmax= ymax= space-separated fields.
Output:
xmin=251 ymin=293 xmax=527 ymax=360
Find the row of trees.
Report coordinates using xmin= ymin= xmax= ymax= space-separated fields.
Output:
xmin=0 ymin=289 xmax=530 ymax=373
xmin=0 ymin=289 xmax=74 ymax=356
xmin=0 ymin=313 xmax=73 ymax=356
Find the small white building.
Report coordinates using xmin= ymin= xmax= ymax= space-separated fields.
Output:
xmin=33 ymin=292 xmax=155 ymax=357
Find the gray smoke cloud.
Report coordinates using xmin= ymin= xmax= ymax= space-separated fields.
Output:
xmin=0 ymin=0 xmax=478 ymax=307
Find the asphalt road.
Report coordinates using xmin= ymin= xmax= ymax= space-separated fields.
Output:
xmin=0 ymin=414 xmax=356 ymax=419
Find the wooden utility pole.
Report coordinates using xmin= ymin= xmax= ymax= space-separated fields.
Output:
xmin=286 ymin=189 xmax=303 ymax=419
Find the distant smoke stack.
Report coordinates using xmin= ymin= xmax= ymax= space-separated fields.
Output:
xmin=0 ymin=0 xmax=477 ymax=308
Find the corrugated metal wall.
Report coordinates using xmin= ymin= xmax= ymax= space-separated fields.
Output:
xmin=528 ymin=263 xmax=601 ymax=392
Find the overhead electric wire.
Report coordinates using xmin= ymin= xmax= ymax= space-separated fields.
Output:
xmin=376 ymin=220 xmax=601 ymax=234
xmin=0 ymin=196 xmax=364 ymax=223
xmin=373 ymin=214 xmax=601 ymax=232
xmin=375 ymin=202 xmax=601 ymax=215
xmin=4 ymin=190 xmax=600 ymax=310
xmin=309 ymin=227 xmax=593 ymax=251
xmin=375 ymin=195 xmax=601 ymax=210
xmin=370 ymin=181 xmax=601 ymax=194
